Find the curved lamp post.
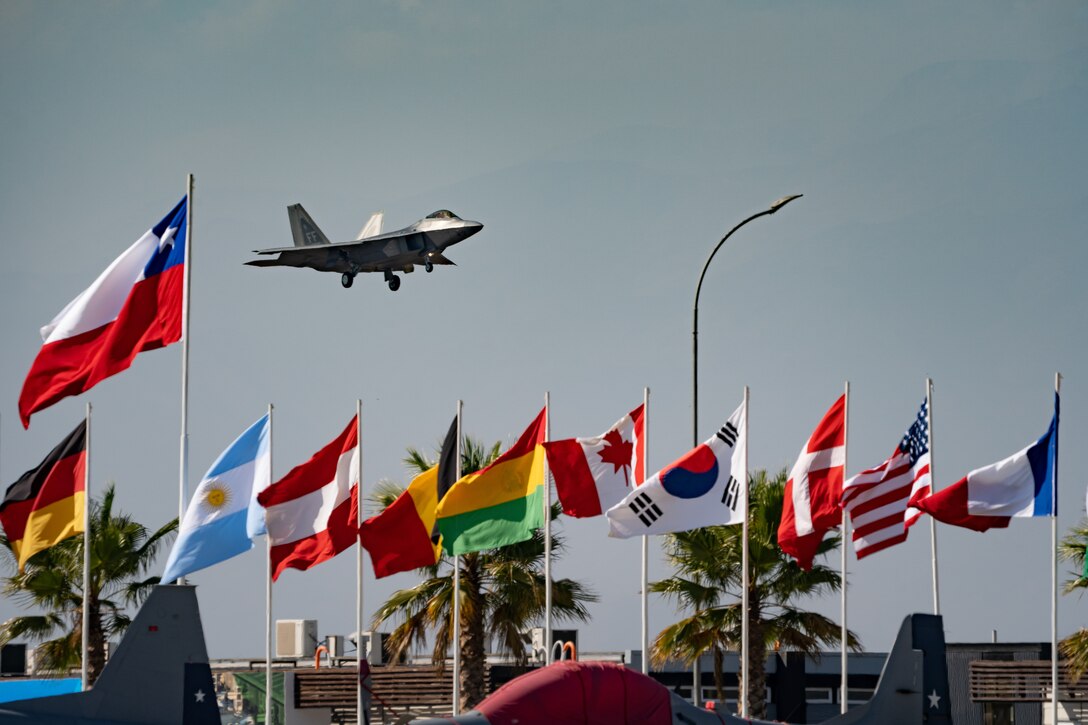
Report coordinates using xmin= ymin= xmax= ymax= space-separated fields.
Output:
xmin=691 ymin=194 xmax=802 ymax=446
xmin=690 ymin=193 xmax=801 ymax=717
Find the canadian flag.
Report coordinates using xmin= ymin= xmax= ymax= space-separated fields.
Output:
xmin=257 ymin=416 xmax=358 ymax=581
xmin=543 ymin=404 xmax=645 ymax=518
xmin=778 ymin=395 xmax=846 ymax=570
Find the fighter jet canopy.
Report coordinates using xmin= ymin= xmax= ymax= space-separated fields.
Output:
xmin=426 ymin=210 xmax=461 ymax=219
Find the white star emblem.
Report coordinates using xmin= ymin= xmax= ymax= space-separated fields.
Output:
xmin=194 ymin=689 xmax=205 ymax=703
xmin=928 ymin=689 xmax=941 ymax=709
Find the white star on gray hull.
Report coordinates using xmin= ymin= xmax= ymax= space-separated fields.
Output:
xmin=194 ymin=689 xmax=205 ymax=703
xmin=928 ymin=689 xmax=941 ymax=709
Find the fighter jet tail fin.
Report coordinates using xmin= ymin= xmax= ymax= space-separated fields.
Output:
xmin=0 ymin=585 xmax=219 ymax=725
xmin=288 ymin=203 xmax=332 ymax=247
xmin=356 ymin=211 xmax=384 ymax=240
xmin=819 ymin=613 xmax=950 ymax=725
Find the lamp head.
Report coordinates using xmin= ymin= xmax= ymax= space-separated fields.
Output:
xmin=769 ymin=194 xmax=803 ymax=213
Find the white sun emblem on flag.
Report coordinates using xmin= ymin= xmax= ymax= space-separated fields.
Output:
xmin=202 ymin=482 xmax=230 ymax=512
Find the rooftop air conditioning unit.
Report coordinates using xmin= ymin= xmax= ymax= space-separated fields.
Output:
xmin=276 ymin=619 xmax=318 ymax=659
xmin=350 ymin=631 xmax=394 ymax=665
xmin=326 ymin=635 xmax=346 ymax=659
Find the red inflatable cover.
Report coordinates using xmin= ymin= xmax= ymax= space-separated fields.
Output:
xmin=475 ymin=660 xmax=673 ymax=725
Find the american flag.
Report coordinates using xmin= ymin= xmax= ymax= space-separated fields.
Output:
xmin=842 ymin=401 xmax=930 ymax=558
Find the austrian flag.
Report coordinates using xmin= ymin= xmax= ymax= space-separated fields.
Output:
xmin=257 ymin=416 xmax=359 ymax=580
xmin=543 ymin=404 xmax=645 ymax=518
xmin=19 ymin=197 xmax=188 ymax=428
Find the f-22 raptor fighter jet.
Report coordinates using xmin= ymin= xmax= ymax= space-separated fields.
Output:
xmin=246 ymin=204 xmax=483 ymax=291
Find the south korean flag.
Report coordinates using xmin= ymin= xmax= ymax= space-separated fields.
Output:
xmin=606 ymin=401 xmax=746 ymax=538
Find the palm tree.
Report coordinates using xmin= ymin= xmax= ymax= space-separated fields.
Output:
xmin=370 ymin=436 xmax=596 ymax=711
xmin=651 ymin=469 xmax=859 ymax=719
xmin=0 ymin=484 xmax=177 ymax=684
xmin=1059 ymin=522 xmax=1088 ymax=681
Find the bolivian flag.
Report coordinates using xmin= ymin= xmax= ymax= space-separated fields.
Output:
xmin=436 ymin=408 xmax=546 ymax=555
xmin=0 ymin=420 xmax=86 ymax=571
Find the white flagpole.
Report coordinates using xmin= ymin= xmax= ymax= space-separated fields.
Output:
xmin=927 ymin=378 xmax=940 ymax=615
xmin=265 ymin=404 xmax=274 ymax=725
xmin=641 ymin=386 xmax=650 ymax=677
xmin=452 ymin=400 xmax=462 ymax=716
xmin=81 ymin=403 xmax=91 ymax=691
xmin=544 ymin=392 xmax=553 ymax=665
xmin=841 ymin=382 xmax=849 ymax=714
xmin=177 ymin=173 xmax=193 ymax=585
xmin=1052 ymin=372 xmax=1061 ymax=725
xmin=356 ymin=399 xmax=364 ymax=723
xmin=741 ymin=386 xmax=750 ymax=719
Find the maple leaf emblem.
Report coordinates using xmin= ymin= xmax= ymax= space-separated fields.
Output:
xmin=598 ymin=429 xmax=634 ymax=488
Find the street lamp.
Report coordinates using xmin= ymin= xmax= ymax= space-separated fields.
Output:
xmin=689 ymin=193 xmax=800 ymax=716
xmin=691 ymin=194 xmax=802 ymax=446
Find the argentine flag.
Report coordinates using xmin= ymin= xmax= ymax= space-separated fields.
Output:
xmin=162 ymin=414 xmax=271 ymax=582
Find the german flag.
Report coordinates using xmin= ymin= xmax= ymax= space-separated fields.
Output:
xmin=0 ymin=421 xmax=86 ymax=571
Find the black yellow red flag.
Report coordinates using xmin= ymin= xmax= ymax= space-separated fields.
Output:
xmin=0 ymin=420 xmax=87 ymax=571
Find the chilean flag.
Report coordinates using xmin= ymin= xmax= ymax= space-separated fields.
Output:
xmin=19 ymin=198 xmax=187 ymax=428
xmin=913 ymin=392 xmax=1058 ymax=530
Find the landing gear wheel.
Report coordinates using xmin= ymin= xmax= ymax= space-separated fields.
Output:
xmin=341 ymin=273 xmax=354 ymax=288
xmin=387 ymin=275 xmax=401 ymax=291
xmin=425 ymin=259 xmax=434 ymax=273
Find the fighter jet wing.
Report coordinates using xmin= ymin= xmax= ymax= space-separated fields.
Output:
xmin=250 ymin=238 xmax=374 ymax=255
xmin=251 ymin=225 xmax=416 ymax=256
xmin=427 ymin=251 xmax=456 ymax=266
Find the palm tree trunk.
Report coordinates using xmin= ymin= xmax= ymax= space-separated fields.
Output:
xmin=459 ymin=554 xmax=487 ymax=710
xmin=712 ymin=646 xmax=725 ymax=702
xmin=86 ymin=595 xmax=106 ymax=686
xmin=746 ymin=603 xmax=767 ymax=719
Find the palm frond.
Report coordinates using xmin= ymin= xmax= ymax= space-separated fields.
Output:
xmin=1061 ymin=629 xmax=1088 ymax=682
xmin=367 ymin=480 xmax=408 ymax=514
xmin=648 ymin=467 xmax=855 ymax=708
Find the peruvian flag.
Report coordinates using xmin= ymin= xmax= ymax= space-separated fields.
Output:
xmin=257 ymin=416 xmax=359 ymax=581
xmin=778 ymin=395 xmax=846 ymax=570
xmin=914 ymin=393 xmax=1058 ymax=530
xmin=19 ymin=198 xmax=188 ymax=428
xmin=543 ymin=404 xmax=645 ymax=518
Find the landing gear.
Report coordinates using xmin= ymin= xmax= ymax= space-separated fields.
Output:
xmin=341 ymin=273 xmax=354 ymax=288
xmin=383 ymin=269 xmax=401 ymax=291
xmin=424 ymin=259 xmax=434 ymax=273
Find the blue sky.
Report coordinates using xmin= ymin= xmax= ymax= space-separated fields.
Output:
xmin=1 ymin=1 xmax=1086 ymax=658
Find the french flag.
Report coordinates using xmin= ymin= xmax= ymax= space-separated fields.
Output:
xmin=19 ymin=198 xmax=188 ymax=428
xmin=913 ymin=393 xmax=1059 ymax=530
